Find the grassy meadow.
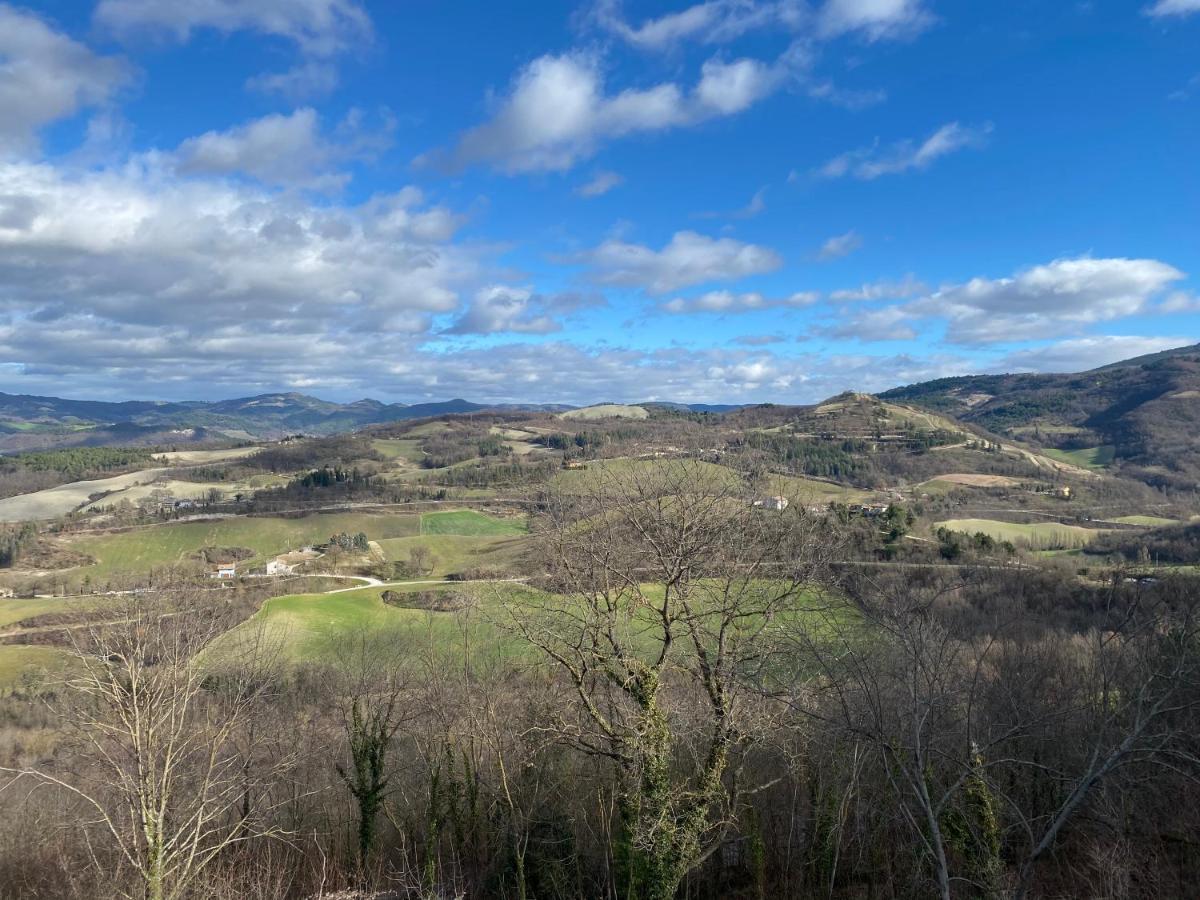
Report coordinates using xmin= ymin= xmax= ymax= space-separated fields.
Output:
xmin=936 ymin=518 xmax=1108 ymax=550
xmin=1043 ymin=446 xmax=1115 ymax=469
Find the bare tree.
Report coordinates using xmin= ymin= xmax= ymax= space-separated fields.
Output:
xmin=788 ymin=569 xmax=1200 ymax=900
xmin=325 ymin=625 xmax=418 ymax=877
xmin=504 ymin=459 xmax=838 ymax=900
xmin=1 ymin=594 xmax=293 ymax=900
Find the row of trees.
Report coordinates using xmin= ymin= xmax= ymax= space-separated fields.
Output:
xmin=0 ymin=460 xmax=1197 ymax=898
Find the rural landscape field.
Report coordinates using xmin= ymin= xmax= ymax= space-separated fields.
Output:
xmin=2 ymin=0 xmax=1199 ymax=898
xmin=2 ymin=343 xmax=1200 ymax=899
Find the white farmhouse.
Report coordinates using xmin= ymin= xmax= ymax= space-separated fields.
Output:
xmin=753 ymin=496 xmax=789 ymax=511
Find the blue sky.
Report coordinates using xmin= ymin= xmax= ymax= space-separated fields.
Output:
xmin=1 ymin=0 xmax=1198 ymax=405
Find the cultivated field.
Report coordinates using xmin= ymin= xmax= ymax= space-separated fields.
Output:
xmin=936 ymin=518 xmax=1107 ymax=550
xmin=63 ymin=512 xmax=423 ymax=578
xmin=1043 ymin=446 xmax=1115 ymax=470
xmin=0 ymin=467 xmax=178 ymax=522
xmin=420 ymin=509 xmax=526 ymax=536
xmin=558 ymin=404 xmax=649 ymax=420
xmin=924 ymin=473 xmax=1023 ymax=488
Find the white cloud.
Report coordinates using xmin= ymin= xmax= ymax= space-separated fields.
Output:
xmin=733 ymin=333 xmax=787 ymax=345
xmin=736 ymin=187 xmax=767 ymax=218
xmin=436 ymin=49 xmax=801 ymax=173
xmin=575 ymin=230 xmax=783 ymax=293
xmin=95 ymin=0 xmax=369 ymax=99
xmin=829 ymin=274 xmax=925 ymax=301
xmin=818 ymin=0 xmax=934 ymax=40
xmin=1159 ymin=291 xmax=1200 ymax=312
xmin=994 ymin=336 xmax=1197 ymax=373
xmin=1145 ymin=0 xmax=1200 ymax=17
xmin=816 ymin=229 xmax=863 ymax=260
xmin=0 ymin=5 xmax=130 ymax=157
xmin=590 ymin=0 xmax=807 ymax=50
xmin=246 ymin=62 xmax=340 ymax=99
xmin=0 ymin=158 xmax=478 ymax=357
xmin=914 ymin=256 xmax=1186 ymax=345
xmin=591 ymin=0 xmax=929 ymax=47
xmin=576 ymin=170 xmax=624 ymax=197
xmin=175 ymin=109 xmax=339 ymax=189
xmin=445 ymin=287 xmax=603 ymax=335
xmin=661 ymin=289 xmax=817 ymax=314
xmin=822 ymin=305 xmax=916 ymax=340
xmin=94 ymin=0 xmax=371 ymax=55
xmin=819 ymin=122 xmax=992 ymax=180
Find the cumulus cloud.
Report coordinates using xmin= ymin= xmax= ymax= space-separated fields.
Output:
xmin=819 ymin=122 xmax=992 ymax=180
xmin=1145 ymin=0 xmax=1200 ymax=17
xmin=0 ymin=5 xmax=130 ymax=156
xmin=574 ymin=230 xmax=783 ymax=293
xmin=576 ymin=170 xmax=624 ymax=197
xmin=444 ymin=287 xmax=603 ymax=335
xmin=818 ymin=0 xmax=934 ymax=40
xmin=435 ymin=49 xmax=802 ymax=173
xmin=172 ymin=107 xmax=391 ymax=189
xmin=0 ymin=158 xmax=480 ymax=363
xmin=994 ymin=336 xmax=1198 ymax=373
xmin=914 ymin=256 xmax=1186 ymax=345
xmin=816 ymin=229 xmax=862 ymax=260
xmin=175 ymin=108 xmax=342 ymax=189
xmin=661 ymin=289 xmax=817 ymax=314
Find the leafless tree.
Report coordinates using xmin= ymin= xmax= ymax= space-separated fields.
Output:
xmin=0 ymin=594 xmax=294 ymax=900
xmin=504 ymin=459 xmax=839 ymax=900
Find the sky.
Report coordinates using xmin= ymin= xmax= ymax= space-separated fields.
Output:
xmin=0 ymin=0 xmax=1198 ymax=406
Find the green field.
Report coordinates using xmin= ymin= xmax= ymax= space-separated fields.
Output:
xmin=209 ymin=579 xmax=839 ymax=671
xmin=936 ymin=518 xmax=1107 ymax=550
xmin=0 ymin=596 xmax=88 ymax=630
xmin=1043 ymin=446 xmax=1115 ymax=469
xmin=207 ymin=582 xmax=526 ymax=666
xmin=67 ymin=512 xmax=422 ymax=578
xmin=420 ymin=509 xmax=526 ymax=536
xmin=0 ymin=645 xmax=71 ymax=688
xmin=371 ymin=438 xmax=425 ymax=462
xmin=1107 ymin=515 xmax=1180 ymax=527
xmin=378 ymin=534 xmax=528 ymax=577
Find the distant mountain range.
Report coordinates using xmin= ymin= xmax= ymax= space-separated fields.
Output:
xmin=4 ymin=342 xmax=1199 ymax=487
xmin=881 ymin=343 xmax=1200 ymax=488
xmin=0 ymin=391 xmax=740 ymax=453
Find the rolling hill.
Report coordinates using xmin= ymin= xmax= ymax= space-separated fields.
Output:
xmin=881 ymin=343 xmax=1200 ymax=487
